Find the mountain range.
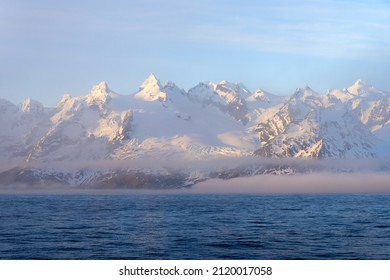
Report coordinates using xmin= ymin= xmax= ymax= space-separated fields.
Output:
xmin=1 ymin=74 xmax=389 ymax=188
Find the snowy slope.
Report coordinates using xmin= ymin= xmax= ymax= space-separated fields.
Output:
xmin=254 ymin=86 xmax=386 ymax=158
xmin=0 ymin=76 xmax=389 ymax=187
xmin=111 ymin=76 xmax=253 ymax=160
xmin=26 ymin=82 xmax=133 ymax=162
xmin=0 ymin=98 xmax=51 ymax=165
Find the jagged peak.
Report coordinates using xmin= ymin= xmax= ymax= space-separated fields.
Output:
xmin=247 ymin=89 xmax=269 ymax=102
xmin=86 ymin=81 xmax=111 ymax=106
xmin=89 ymin=81 xmax=109 ymax=94
xmin=291 ymin=86 xmax=320 ymax=102
xmin=354 ymin=79 xmax=366 ymax=86
xmin=19 ymin=97 xmax=44 ymax=114
xmin=346 ymin=79 xmax=385 ymax=98
xmin=163 ymin=81 xmax=186 ymax=96
xmin=347 ymin=79 xmax=369 ymax=94
xmin=187 ymin=82 xmax=213 ymax=98
xmin=140 ymin=73 xmax=162 ymax=90
xmin=148 ymin=73 xmax=158 ymax=81
xmin=253 ymin=88 xmax=265 ymax=95
xmin=219 ymin=80 xmax=231 ymax=86
xmin=60 ymin=93 xmax=72 ymax=102
xmin=247 ymin=89 xmax=283 ymax=104
xmin=213 ymin=80 xmax=251 ymax=97
xmin=293 ymin=87 xmax=305 ymax=96
xmin=215 ymin=80 xmax=243 ymax=89
xmin=96 ymin=80 xmax=108 ymax=89
xmin=163 ymin=80 xmax=177 ymax=89
xmin=135 ymin=74 xmax=166 ymax=102
xmin=294 ymin=85 xmax=316 ymax=93
xmin=208 ymin=80 xmax=230 ymax=88
xmin=55 ymin=93 xmax=74 ymax=108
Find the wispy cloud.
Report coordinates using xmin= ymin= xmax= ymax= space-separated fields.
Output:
xmin=2 ymin=0 xmax=390 ymax=105
xmin=6 ymin=0 xmax=388 ymax=58
xmin=187 ymin=0 xmax=390 ymax=58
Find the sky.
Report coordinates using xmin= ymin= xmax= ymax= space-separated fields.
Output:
xmin=1 ymin=0 xmax=390 ymax=106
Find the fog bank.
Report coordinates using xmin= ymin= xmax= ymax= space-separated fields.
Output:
xmin=189 ymin=172 xmax=390 ymax=194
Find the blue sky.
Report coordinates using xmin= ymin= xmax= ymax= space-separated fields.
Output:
xmin=1 ymin=0 xmax=390 ymax=106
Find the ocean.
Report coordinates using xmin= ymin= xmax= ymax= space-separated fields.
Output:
xmin=0 ymin=193 xmax=389 ymax=259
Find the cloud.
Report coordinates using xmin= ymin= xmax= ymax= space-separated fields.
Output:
xmin=1 ymin=154 xmax=389 ymax=193
xmin=1 ymin=157 xmax=386 ymax=190
xmin=2 ymin=172 xmax=388 ymax=195
xmin=187 ymin=0 xmax=390 ymax=58
xmin=16 ymin=156 xmax=389 ymax=173
xmin=6 ymin=0 xmax=389 ymax=58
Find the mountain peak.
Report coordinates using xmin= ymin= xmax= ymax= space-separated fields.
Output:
xmin=148 ymin=73 xmax=158 ymax=80
xmin=216 ymin=80 xmax=240 ymax=88
xmin=89 ymin=81 xmax=110 ymax=94
xmin=61 ymin=93 xmax=72 ymax=102
xmin=135 ymin=74 xmax=166 ymax=102
xmin=347 ymin=79 xmax=368 ymax=94
xmin=212 ymin=80 xmax=251 ymax=98
xmin=247 ymin=89 xmax=269 ymax=102
xmin=304 ymin=85 xmax=313 ymax=91
xmin=86 ymin=81 xmax=111 ymax=107
xmin=19 ymin=98 xmax=44 ymax=115
xmin=140 ymin=73 xmax=161 ymax=89
xmin=96 ymin=81 xmax=108 ymax=90
xmin=347 ymin=79 xmax=386 ymax=100
xmin=355 ymin=79 xmax=366 ymax=86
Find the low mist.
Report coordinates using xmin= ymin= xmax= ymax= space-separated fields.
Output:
xmin=0 ymin=156 xmax=389 ymax=194
xmin=15 ymin=156 xmax=390 ymax=173
xmin=189 ymin=172 xmax=390 ymax=194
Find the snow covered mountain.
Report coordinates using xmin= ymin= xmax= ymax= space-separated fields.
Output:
xmin=253 ymin=86 xmax=383 ymax=158
xmin=0 ymin=75 xmax=389 ymax=188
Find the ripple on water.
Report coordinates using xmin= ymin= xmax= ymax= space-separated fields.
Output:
xmin=0 ymin=194 xmax=390 ymax=259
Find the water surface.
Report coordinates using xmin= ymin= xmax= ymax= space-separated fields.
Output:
xmin=0 ymin=193 xmax=389 ymax=259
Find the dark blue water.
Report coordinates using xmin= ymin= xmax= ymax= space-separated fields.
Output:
xmin=0 ymin=193 xmax=389 ymax=259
